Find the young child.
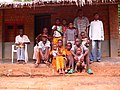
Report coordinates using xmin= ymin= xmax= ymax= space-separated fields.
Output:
xmin=80 ymin=32 xmax=90 ymax=47
xmin=64 ymin=22 xmax=77 ymax=49
xmin=74 ymin=47 xmax=85 ymax=72
xmin=65 ymin=42 xmax=74 ymax=74
xmin=50 ymin=44 xmax=58 ymax=73
xmin=52 ymin=18 xmax=63 ymax=45
xmin=55 ymin=39 xmax=66 ymax=74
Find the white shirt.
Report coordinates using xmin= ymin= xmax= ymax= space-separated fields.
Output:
xmin=38 ymin=40 xmax=50 ymax=52
xmin=52 ymin=25 xmax=63 ymax=37
xmin=52 ymin=50 xmax=58 ymax=57
xmin=15 ymin=35 xmax=30 ymax=44
xmin=89 ymin=20 xmax=104 ymax=40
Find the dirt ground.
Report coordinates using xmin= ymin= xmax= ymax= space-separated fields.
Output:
xmin=0 ymin=57 xmax=120 ymax=90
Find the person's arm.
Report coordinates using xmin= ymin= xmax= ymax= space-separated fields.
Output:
xmin=82 ymin=45 xmax=89 ymax=57
xmin=35 ymin=34 xmax=42 ymax=45
xmin=86 ymin=17 xmax=90 ymax=34
xmin=73 ymin=18 xmax=77 ymax=29
xmin=71 ymin=50 xmax=76 ymax=57
xmin=64 ymin=30 xmax=67 ymax=43
xmin=74 ymin=29 xmax=77 ymax=40
xmin=89 ymin=22 xmax=92 ymax=40
xmin=39 ymin=48 xmax=44 ymax=59
xmin=83 ymin=49 xmax=89 ymax=57
xmin=15 ymin=36 xmax=20 ymax=45
xmin=44 ymin=41 xmax=51 ymax=59
xmin=23 ymin=35 xmax=30 ymax=45
xmin=44 ymin=47 xmax=50 ymax=60
xmin=101 ymin=21 xmax=104 ymax=41
xmin=52 ymin=25 xmax=57 ymax=36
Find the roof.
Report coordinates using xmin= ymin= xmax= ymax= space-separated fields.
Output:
xmin=0 ymin=0 xmax=120 ymax=8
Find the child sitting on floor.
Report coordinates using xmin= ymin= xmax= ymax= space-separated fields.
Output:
xmin=55 ymin=39 xmax=66 ymax=74
xmin=65 ymin=42 xmax=74 ymax=74
xmin=74 ymin=47 xmax=85 ymax=72
xmin=50 ymin=44 xmax=58 ymax=74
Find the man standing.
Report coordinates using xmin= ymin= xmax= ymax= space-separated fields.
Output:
xmin=73 ymin=9 xmax=89 ymax=36
xmin=89 ymin=13 xmax=104 ymax=62
xmin=15 ymin=29 xmax=30 ymax=64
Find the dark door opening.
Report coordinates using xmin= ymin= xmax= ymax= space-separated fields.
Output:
xmin=34 ymin=14 xmax=51 ymax=44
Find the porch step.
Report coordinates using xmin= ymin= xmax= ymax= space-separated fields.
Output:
xmin=0 ymin=61 xmax=120 ymax=77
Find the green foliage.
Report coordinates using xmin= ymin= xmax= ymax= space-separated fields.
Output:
xmin=118 ymin=5 xmax=120 ymax=25
xmin=118 ymin=5 xmax=120 ymax=15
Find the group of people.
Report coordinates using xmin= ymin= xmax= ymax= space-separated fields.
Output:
xmin=15 ymin=9 xmax=104 ymax=75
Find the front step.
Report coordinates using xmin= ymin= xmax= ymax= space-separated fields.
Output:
xmin=0 ymin=61 xmax=120 ymax=77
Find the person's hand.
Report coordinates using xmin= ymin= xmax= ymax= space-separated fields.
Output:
xmin=81 ymin=55 xmax=84 ymax=60
xmin=41 ymin=55 xmax=45 ymax=60
xmin=57 ymin=53 xmax=62 ymax=56
xmin=74 ymin=55 xmax=78 ymax=60
xmin=21 ymin=42 xmax=25 ymax=46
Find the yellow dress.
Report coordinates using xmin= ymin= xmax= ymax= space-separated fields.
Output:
xmin=55 ymin=46 xmax=66 ymax=70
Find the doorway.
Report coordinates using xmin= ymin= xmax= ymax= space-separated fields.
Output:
xmin=34 ymin=14 xmax=51 ymax=44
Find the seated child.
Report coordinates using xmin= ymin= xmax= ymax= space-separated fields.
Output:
xmin=34 ymin=34 xmax=50 ymax=67
xmin=65 ymin=42 xmax=74 ymax=74
xmin=74 ymin=47 xmax=85 ymax=72
xmin=55 ymin=39 xmax=66 ymax=74
xmin=50 ymin=44 xmax=58 ymax=73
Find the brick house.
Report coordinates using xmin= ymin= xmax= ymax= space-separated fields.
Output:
xmin=0 ymin=0 xmax=120 ymax=59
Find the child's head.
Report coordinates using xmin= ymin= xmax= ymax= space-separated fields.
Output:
xmin=62 ymin=19 xmax=67 ymax=25
xmin=43 ymin=27 xmax=48 ymax=34
xmin=52 ymin=44 xmax=57 ymax=50
xmin=80 ymin=32 xmax=86 ymax=38
xmin=68 ymin=23 xmax=73 ymax=29
xmin=55 ymin=18 xmax=61 ymax=25
xmin=75 ymin=38 xmax=81 ymax=46
xmin=42 ymin=34 xmax=48 ymax=42
xmin=76 ymin=47 xmax=82 ymax=55
xmin=66 ymin=42 xmax=72 ymax=50
xmin=58 ymin=39 xmax=63 ymax=47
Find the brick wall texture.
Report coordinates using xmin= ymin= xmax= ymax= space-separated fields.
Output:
xmin=0 ymin=4 xmax=119 ymax=43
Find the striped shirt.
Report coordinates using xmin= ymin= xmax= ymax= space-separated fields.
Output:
xmin=73 ymin=16 xmax=89 ymax=34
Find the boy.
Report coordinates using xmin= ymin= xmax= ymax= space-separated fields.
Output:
xmin=33 ymin=27 xmax=49 ymax=63
xmin=65 ymin=42 xmax=74 ymax=74
xmin=52 ymin=18 xmax=63 ymax=45
xmin=64 ymin=22 xmax=77 ymax=48
xmin=15 ymin=29 xmax=30 ymax=64
xmin=74 ymin=47 xmax=85 ymax=72
xmin=71 ymin=38 xmax=93 ymax=74
xmin=34 ymin=34 xmax=50 ymax=67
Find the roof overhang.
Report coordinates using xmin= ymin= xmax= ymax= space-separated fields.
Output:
xmin=0 ymin=0 xmax=120 ymax=9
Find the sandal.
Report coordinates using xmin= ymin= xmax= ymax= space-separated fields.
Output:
xmin=87 ymin=69 xmax=93 ymax=74
xmin=68 ymin=69 xmax=74 ymax=74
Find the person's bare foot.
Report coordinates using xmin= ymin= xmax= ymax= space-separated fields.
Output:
xmin=16 ymin=61 xmax=20 ymax=64
xmin=59 ymin=70 xmax=62 ymax=74
xmin=34 ymin=63 xmax=39 ymax=68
